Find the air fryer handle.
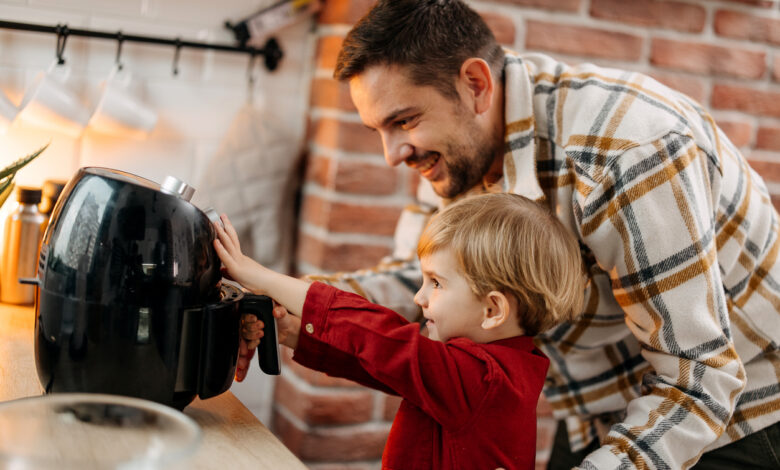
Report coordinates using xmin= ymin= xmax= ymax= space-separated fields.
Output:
xmin=239 ymin=294 xmax=281 ymax=375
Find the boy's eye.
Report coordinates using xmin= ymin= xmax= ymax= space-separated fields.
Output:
xmin=432 ymin=278 xmax=441 ymax=288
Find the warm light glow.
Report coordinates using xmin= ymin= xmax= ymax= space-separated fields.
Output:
xmin=0 ymin=92 xmax=18 ymax=136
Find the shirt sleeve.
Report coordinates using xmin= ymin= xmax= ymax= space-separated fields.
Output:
xmin=292 ymin=282 xmax=494 ymax=428
xmin=575 ymin=133 xmax=746 ymax=469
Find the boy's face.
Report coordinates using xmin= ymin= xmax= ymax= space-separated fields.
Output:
xmin=349 ymin=64 xmax=500 ymax=199
xmin=414 ymin=247 xmax=486 ymax=342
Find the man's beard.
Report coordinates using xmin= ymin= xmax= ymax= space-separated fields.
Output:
xmin=434 ymin=121 xmax=500 ymax=199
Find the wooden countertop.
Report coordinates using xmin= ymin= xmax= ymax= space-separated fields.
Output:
xmin=0 ymin=302 xmax=307 ymax=469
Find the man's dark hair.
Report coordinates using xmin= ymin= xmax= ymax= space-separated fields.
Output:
xmin=333 ymin=0 xmax=504 ymax=101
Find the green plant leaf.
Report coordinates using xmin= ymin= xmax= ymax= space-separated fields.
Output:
xmin=0 ymin=142 xmax=50 ymax=181
xmin=0 ymin=176 xmax=15 ymax=208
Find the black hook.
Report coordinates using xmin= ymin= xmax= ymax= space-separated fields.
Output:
xmin=172 ymin=38 xmax=182 ymax=76
xmin=55 ymin=24 xmax=69 ymax=65
xmin=115 ymin=31 xmax=124 ymax=70
xmin=262 ymin=38 xmax=283 ymax=72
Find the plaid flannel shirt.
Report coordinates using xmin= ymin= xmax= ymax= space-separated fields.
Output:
xmin=310 ymin=51 xmax=780 ymax=469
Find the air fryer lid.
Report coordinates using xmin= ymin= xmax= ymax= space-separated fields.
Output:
xmin=39 ymin=167 xmax=221 ymax=307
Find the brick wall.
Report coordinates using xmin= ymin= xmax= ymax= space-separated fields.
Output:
xmin=278 ymin=0 xmax=780 ymax=468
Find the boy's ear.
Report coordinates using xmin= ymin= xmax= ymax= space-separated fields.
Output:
xmin=458 ymin=58 xmax=494 ymax=115
xmin=481 ymin=291 xmax=512 ymax=330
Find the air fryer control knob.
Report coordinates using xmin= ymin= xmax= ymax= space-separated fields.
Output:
xmin=160 ymin=176 xmax=195 ymax=201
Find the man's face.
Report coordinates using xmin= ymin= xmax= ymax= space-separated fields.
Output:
xmin=349 ymin=64 xmax=500 ymax=199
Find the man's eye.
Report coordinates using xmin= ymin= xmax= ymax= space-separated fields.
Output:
xmin=397 ymin=117 xmax=416 ymax=129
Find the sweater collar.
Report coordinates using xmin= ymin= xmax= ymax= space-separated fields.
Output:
xmin=501 ymin=52 xmax=545 ymax=202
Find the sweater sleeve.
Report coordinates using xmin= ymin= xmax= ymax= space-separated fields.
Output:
xmin=292 ymin=282 xmax=493 ymax=428
xmin=575 ymin=134 xmax=746 ymax=469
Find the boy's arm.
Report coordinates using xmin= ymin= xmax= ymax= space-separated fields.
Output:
xmin=292 ymin=282 xmax=543 ymax=428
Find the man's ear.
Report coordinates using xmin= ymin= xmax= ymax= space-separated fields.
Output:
xmin=458 ymin=58 xmax=494 ymax=115
xmin=481 ymin=290 xmax=512 ymax=330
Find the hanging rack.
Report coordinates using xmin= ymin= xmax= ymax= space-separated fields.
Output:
xmin=0 ymin=19 xmax=284 ymax=71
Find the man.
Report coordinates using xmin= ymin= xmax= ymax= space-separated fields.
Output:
xmin=244 ymin=0 xmax=780 ymax=468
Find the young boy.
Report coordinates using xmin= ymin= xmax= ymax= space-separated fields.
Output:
xmin=214 ymin=192 xmax=584 ymax=470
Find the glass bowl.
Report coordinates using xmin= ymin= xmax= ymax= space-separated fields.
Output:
xmin=0 ymin=393 xmax=201 ymax=469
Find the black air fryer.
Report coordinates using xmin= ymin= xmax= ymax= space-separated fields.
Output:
xmin=33 ymin=167 xmax=279 ymax=410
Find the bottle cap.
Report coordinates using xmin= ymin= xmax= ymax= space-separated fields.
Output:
xmin=40 ymin=180 xmax=67 ymax=215
xmin=17 ymin=187 xmax=42 ymax=205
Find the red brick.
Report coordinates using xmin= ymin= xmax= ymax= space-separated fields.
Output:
xmin=316 ymin=35 xmax=344 ymax=72
xmin=651 ymin=38 xmax=766 ymax=79
xmin=757 ymin=126 xmax=780 ymax=151
xmin=590 ymin=0 xmax=705 ymax=33
xmin=383 ymin=394 xmax=402 ymax=421
xmin=720 ymin=0 xmax=777 ymax=8
xmin=318 ymin=0 xmax=376 ymax=25
xmin=747 ymin=158 xmax=780 ymax=183
xmin=304 ymin=151 xmax=401 ymax=197
xmin=714 ymin=10 xmax=780 ymax=46
xmin=304 ymin=153 xmax=332 ymax=188
xmin=712 ymin=84 xmax=780 ymax=118
xmin=772 ymin=194 xmax=780 ymax=214
xmin=525 ymin=21 xmax=643 ymax=62
xmin=479 ymin=11 xmax=516 ymax=46
xmin=301 ymin=193 xmax=402 ymax=236
xmin=773 ymin=58 xmax=780 ymax=82
xmin=311 ymin=117 xmax=384 ymax=154
xmin=281 ymin=348 xmax=363 ymax=388
xmin=716 ymin=120 xmax=754 ymax=148
xmin=333 ymin=158 xmax=399 ymax=195
xmin=330 ymin=201 xmax=401 ymax=235
xmin=273 ymin=409 xmax=389 ymax=461
xmin=297 ymin=232 xmax=391 ymax=272
xmin=647 ymin=71 xmax=708 ymax=104
xmin=275 ymin=374 xmax=374 ymax=426
xmin=493 ymin=0 xmax=580 ymax=12
xmin=310 ymin=78 xmax=356 ymax=111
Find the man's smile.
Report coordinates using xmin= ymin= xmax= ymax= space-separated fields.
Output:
xmin=407 ymin=152 xmax=441 ymax=177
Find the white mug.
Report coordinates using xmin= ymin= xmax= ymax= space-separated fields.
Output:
xmin=16 ymin=61 xmax=91 ymax=137
xmin=88 ymin=65 xmax=157 ymax=139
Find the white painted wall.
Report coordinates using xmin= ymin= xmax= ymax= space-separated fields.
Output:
xmin=0 ymin=0 xmax=317 ymax=423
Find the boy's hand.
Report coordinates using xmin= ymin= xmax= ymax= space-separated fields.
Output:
xmin=213 ymin=214 xmax=267 ymax=294
xmin=272 ymin=302 xmax=300 ymax=349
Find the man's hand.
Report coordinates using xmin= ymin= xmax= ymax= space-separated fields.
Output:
xmin=235 ymin=313 xmax=263 ymax=382
xmin=234 ymin=302 xmax=301 ymax=381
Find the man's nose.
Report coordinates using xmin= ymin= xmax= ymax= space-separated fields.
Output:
xmin=381 ymin=132 xmax=413 ymax=167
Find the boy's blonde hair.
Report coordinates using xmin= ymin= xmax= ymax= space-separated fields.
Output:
xmin=417 ymin=193 xmax=584 ymax=335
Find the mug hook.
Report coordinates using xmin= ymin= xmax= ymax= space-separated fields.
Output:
xmin=172 ymin=38 xmax=182 ymax=76
xmin=55 ymin=24 xmax=69 ymax=65
xmin=115 ymin=31 xmax=124 ymax=71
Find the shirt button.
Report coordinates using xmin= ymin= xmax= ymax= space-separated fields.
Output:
xmin=305 ymin=323 xmax=314 ymax=334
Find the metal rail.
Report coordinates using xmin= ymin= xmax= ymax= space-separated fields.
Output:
xmin=0 ymin=19 xmax=283 ymax=71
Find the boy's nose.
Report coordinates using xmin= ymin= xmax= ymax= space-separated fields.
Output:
xmin=413 ymin=288 xmax=426 ymax=308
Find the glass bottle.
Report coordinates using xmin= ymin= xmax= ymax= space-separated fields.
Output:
xmin=1 ymin=187 xmax=46 ymax=304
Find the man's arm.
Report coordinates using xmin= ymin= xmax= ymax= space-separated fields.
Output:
xmin=575 ymin=134 xmax=746 ymax=469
